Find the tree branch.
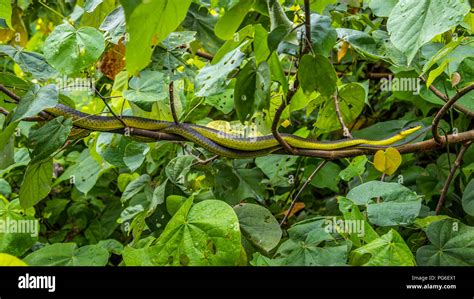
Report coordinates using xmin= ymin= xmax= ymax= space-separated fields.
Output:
xmin=420 ymin=76 xmax=474 ymax=119
xmin=333 ymin=91 xmax=352 ymax=138
xmin=169 ymin=81 xmax=179 ymax=124
xmin=435 ymin=141 xmax=472 ymax=215
xmin=431 ymin=83 xmax=474 ymax=143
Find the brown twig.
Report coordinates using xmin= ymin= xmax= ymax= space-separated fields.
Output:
xmin=169 ymin=82 xmax=179 ymax=124
xmin=435 ymin=141 xmax=472 ymax=215
xmin=280 ymin=160 xmax=328 ymax=226
xmin=271 ymin=89 xmax=299 ymax=154
xmin=93 ymin=86 xmax=127 ymax=128
xmin=420 ymin=77 xmax=474 ymax=119
xmin=270 ymin=1 xmax=312 ymax=155
xmin=303 ymin=0 xmax=312 ymax=53
xmin=195 ymin=50 xmax=214 ymax=61
xmin=333 ymin=91 xmax=352 ymax=138
xmin=431 ymin=83 xmax=474 ymax=143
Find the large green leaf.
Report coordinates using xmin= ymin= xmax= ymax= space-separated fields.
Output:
xmin=347 ymin=181 xmax=422 ymax=226
xmin=350 ymin=229 xmax=416 ymax=266
xmin=215 ymin=0 xmax=253 ymax=40
xmin=19 ymin=159 xmax=53 ymax=209
xmin=0 ymin=45 xmax=58 ymax=80
xmin=122 ymin=70 xmax=168 ymax=103
xmin=308 ymin=14 xmax=337 ymax=56
xmin=28 ymin=116 xmax=72 ymax=163
xmin=255 ymin=155 xmax=298 ymax=188
xmin=417 ymin=219 xmax=474 ymax=266
xmin=387 ymin=0 xmax=470 ymax=64
xmin=0 ymin=0 xmax=12 ymax=28
xmin=0 ymin=199 xmax=38 ymax=257
xmin=298 ymin=54 xmax=337 ymax=97
xmin=195 ymin=46 xmax=245 ymax=97
xmin=234 ymin=203 xmax=282 ymax=252
xmin=253 ymin=219 xmax=350 ymax=266
xmin=54 ymin=150 xmax=103 ymax=195
xmin=307 ymin=161 xmax=341 ymax=192
xmin=11 ymin=84 xmax=58 ymax=122
xmin=121 ymin=0 xmax=192 ymax=75
xmin=234 ymin=60 xmax=270 ymax=122
xmin=213 ymin=161 xmax=266 ymax=205
xmin=123 ymin=141 xmax=150 ymax=172
xmin=44 ymin=23 xmax=105 ymax=74
xmin=123 ymin=199 xmax=242 ymax=266
xmin=462 ymin=179 xmax=474 ymax=216
xmin=24 ymin=243 xmax=109 ymax=266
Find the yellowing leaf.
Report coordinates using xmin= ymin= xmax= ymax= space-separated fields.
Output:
xmin=374 ymin=147 xmax=402 ymax=176
xmin=0 ymin=253 xmax=27 ymax=266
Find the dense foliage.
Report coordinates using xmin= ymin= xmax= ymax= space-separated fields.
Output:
xmin=0 ymin=0 xmax=473 ymax=266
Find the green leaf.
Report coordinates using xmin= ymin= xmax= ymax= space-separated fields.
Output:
xmin=181 ymin=3 xmax=223 ymax=54
xmin=215 ymin=0 xmax=253 ymax=40
xmin=255 ymin=155 xmax=298 ymax=188
xmin=347 ymin=181 xmax=422 ymax=226
xmin=0 ymin=253 xmax=27 ymax=266
xmin=315 ymin=83 xmax=366 ymax=133
xmin=350 ymin=229 xmax=416 ymax=266
xmin=339 ymin=155 xmax=368 ymax=181
xmin=307 ymin=161 xmax=341 ymax=192
xmin=0 ymin=179 xmax=11 ymax=197
xmin=213 ymin=161 xmax=266 ymax=205
xmin=426 ymin=60 xmax=449 ymax=87
xmin=0 ymin=0 xmax=12 ymax=28
xmin=338 ymin=197 xmax=379 ymax=246
xmin=165 ymin=155 xmax=195 ymax=186
xmin=12 ymin=84 xmax=58 ymax=122
xmin=19 ymin=159 xmax=53 ymax=209
xmin=123 ymin=141 xmax=150 ymax=172
xmin=29 ymin=116 xmax=72 ymax=163
xmin=121 ymin=0 xmax=192 ymax=75
xmin=0 ymin=45 xmax=58 ymax=80
xmin=462 ymin=179 xmax=474 ymax=216
xmin=122 ymin=70 xmax=168 ymax=103
xmin=195 ymin=46 xmax=245 ymax=97
xmin=298 ymin=54 xmax=337 ymax=96
xmin=204 ymin=89 xmax=235 ymax=114
xmin=234 ymin=60 xmax=270 ymax=122
xmin=421 ymin=38 xmax=464 ymax=75
xmin=123 ymin=199 xmax=242 ymax=266
xmin=254 ymin=24 xmax=270 ymax=65
xmin=234 ymin=203 xmax=282 ymax=252
xmin=264 ymin=219 xmax=350 ymax=266
xmin=44 ymin=23 xmax=105 ymax=74
xmin=121 ymin=174 xmax=151 ymax=203
xmin=417 ymin=219 xmax=474 ymax=266
xmin=387 ymin=0 xmax=470 ymax=64
xmin=308 ymin=14 xmax=337 ymax=56
xmin=369 ymin=0 xmax=398 ymax=17
xmin=24 ymin=243 xmax=109 ymax=266
xmin=55 ymin=150 xmax=102 ymax=195
xmin=0 ymin=199 xmax=38 ymax=256
xmin=267 ymin=0 xmax=293 ymax=31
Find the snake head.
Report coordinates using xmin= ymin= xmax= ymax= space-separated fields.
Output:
xmin=400 ymin=125 xmax=422 ymax=136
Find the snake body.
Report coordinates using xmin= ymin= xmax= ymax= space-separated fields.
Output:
xmin=44 ymin=104 xmax=426 ymax=158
